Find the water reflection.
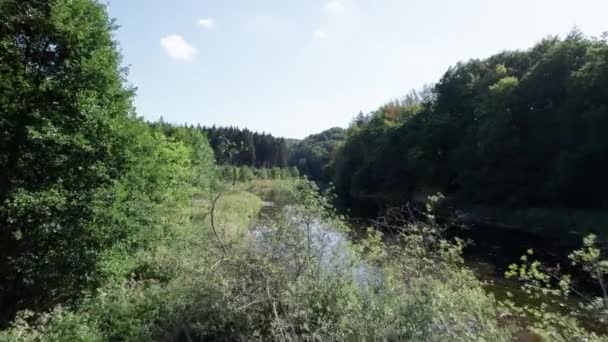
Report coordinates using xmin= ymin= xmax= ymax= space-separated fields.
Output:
xmin=252 ymin=204 xmax=381 ymax=289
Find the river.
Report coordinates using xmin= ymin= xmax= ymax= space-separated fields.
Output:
xmin=253 ymin=200 xmax=603 ymax=332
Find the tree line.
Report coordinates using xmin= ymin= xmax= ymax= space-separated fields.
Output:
xmin=288 ymin=127 xmax=346 ymax=181
xmin=151 ymin=121 xmax=346 ymax=182
xmin=329 ymin=30 xmax=608 ymax=213
xmin=150 ymin=122 xmax=291 ymax=168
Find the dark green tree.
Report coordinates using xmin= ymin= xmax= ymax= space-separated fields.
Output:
xmin=331 ymin=31 xmax=608 ymax=213
xmin=289 ymin=127 xmax=346 ymax=181
xmin=0 ymin=0 xmax=215 ymax=322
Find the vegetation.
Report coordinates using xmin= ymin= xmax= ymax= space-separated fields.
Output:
xmin=289 ymin=127 xmax=346 ymax=181
xmin=2 ymin=176 xmax=604 ymax=340
xmin=216 ymin=165 xmax=298 ymax=184
xmin=0 ymin=0 xmax=606 ymax=340
xmin=150 ymin=122 xmax=291 ymax=169
xmin=505 ymin=234 xmax=608 ymax=339
xmin=331 ymin=31 xmax=608 ymax=219
xmin=204 ymin=125 xmax=289 ymax=168
xmin=0 ymin=0 xmax=213 ymax=323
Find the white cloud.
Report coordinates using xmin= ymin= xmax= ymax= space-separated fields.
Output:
xmin=313 ymin=29 xmax=328 ymax=39
xmin=160 ymin=34 xmax=196 ymax=61
xmin=197 ymin=17 xmax=216 ymax=30
xmin=324 ymin=1 xmax=345 ymax=15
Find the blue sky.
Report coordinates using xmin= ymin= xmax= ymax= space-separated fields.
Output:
xmin=107 ymin=0 xmax=607 ymax=139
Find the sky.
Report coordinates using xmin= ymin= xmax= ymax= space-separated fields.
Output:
xmin=107 ymin=0 xmax=608 ymax=139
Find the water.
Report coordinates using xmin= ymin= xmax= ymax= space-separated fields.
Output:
xmin=252 ymin=202 xmax=603 ymax=331
xmin=254 ymin=203 xmax=582 ymax=296
xmin=252 ymin=204 xmax=381 ymax=288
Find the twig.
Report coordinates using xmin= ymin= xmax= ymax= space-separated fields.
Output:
xmin=236 ymin=298 xmax=273 ymax=311
xmin=267 ymin=277 xmax=286 ymax=341
xmin=210 ymin=192 xmax=227 ymax=255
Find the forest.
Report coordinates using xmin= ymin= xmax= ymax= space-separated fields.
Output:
xmin=150 ymin=122 xmax=291 ymax=168
xmin=284 ymin=32 xmax=608 ymax=234
xmin=1 ymin=0 xmax=608 ymax=341
xmin=330 ymin=32 xmax=608 ymax=214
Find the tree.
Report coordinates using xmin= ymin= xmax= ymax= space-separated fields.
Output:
xmin=288 ymin=128 xmax=346 ymax=181
xmin=0 ymin=0 xmax=217 ymax=321
xmin=330 ymin=31 xmax=608 ymax=212
xmin=0 ymin=0 xmax=139 ymax=317
xmin=201 ymin=126 xmax=286 ymax=168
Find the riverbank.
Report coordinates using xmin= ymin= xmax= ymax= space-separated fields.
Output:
xmin=455 ymin=204 xmax=608 ymax=242
xmin=2 ymin=179 xmax=604 ymax=341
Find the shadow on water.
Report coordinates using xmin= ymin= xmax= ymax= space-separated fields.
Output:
xmin=452 ymin=222 xmax=577 ymax=275
xmin=255 ymin=200 xmax=606 ymax=333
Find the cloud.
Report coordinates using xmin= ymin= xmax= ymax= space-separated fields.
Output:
xmin=313 ymin=30 xmax=328 ymax=39
xmin=160 ymin=34 xmax=196 ymax=61
xmin=197 ymin=17 xmax=216 ymax=30
xmin=324 ymin=1 xmax=345 ymax=15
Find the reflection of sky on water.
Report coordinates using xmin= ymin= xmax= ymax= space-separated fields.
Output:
xmin=253 ymin=206 xmax=381 ymax=289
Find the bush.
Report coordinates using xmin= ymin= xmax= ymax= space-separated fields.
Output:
xmin=238 ymin=166 xmax=255 ymax=182
xmin=288 ymin=166 xmax=300 ymax=178
xmin=255 ymin=168 xmax=269 ymax=179
xmin=270 ymin=167 xmax=282 ymax=179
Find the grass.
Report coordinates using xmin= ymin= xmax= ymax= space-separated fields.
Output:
xmin=213 ymin=190 xmax=263 ymax=245
xmin=188 ymin=186 xmax=263 ymax=249
xmin=245 ymin=179 xmax=300 ymax=205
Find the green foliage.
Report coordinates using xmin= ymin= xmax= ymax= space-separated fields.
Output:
xmin=216 ymin=166 xmax=297 ymax=183
xmin=0 ymin=2 xmax=602 ymax=339
xmin=149 ymin=123 xmax=216 ymax=192
xmin=270 ymin=167 xmax=282 ymax=179
xmin=255 ymin=167 xmax=269 ymax=179
xmin=238 ymin=166 xmax=255 ymax=182
xmin=202 ymin=126 xmax=288 ymax=168
xmin=505 ymin=234 xmax=608 ymax=340
xmin=0 ymin=0 xmax=136 ymax=317
xmin=2 ymin=177 xmax=604 ymax=340
xmin=0 ymin=0 xmax=216 ymax=324
xmin=0 ymin=180 xmax=503 ymax=340
xmin=288 ymin=166 xmax=300 ymax=178
xmin=332 ymin=31 xmax=608 ymax=212
xmin=218 ymin=165 xmax=236 ymax=182
xmin=289 ymin=127 xmax=345 ymax=181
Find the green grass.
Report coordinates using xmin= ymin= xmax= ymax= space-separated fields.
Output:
xmin=213 ymin=190 xmax=263 ymax=245
xmin=245 ymin=179 xmax=302 ymax=204
xmin=187 ymin=187 xmax=263 ymax=249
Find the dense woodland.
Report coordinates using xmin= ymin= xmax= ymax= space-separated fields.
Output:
xmin=150 ymin=122 xmax=290 ymax=168
xmin=329 ymin=31 xmax=608 ymax=214
xmin=289 ymin=127 xmax=346 ymax=181
xmin=1 ymin=0 xmax=607 ymax=340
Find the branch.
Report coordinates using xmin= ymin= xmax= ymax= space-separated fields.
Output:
xmin=210 ymin=192 xmax=227 ymax=255
xmin=267 ymin=277 xmax=286 ymax=340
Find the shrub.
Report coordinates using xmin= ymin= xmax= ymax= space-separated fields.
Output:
xmin=238 ymin=166 xmax=255 ymax=182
